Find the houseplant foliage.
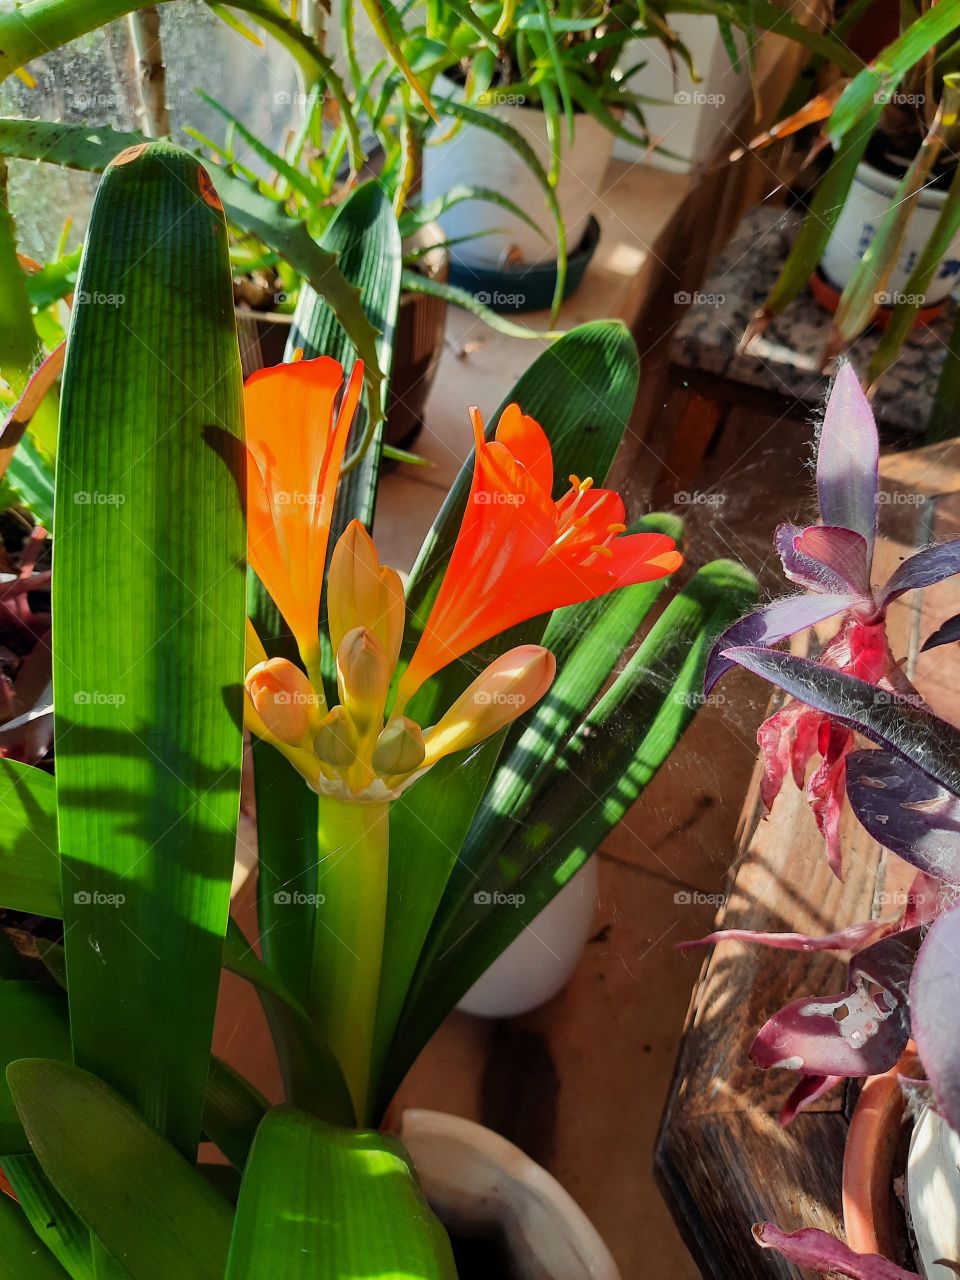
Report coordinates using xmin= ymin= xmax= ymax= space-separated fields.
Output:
xmin=694 ymin=364 xmax=960 ymax=1277
xmin=0 ymin=135 xmax=759 ymax=1272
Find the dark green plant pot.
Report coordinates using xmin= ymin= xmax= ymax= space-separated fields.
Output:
xmin=447 ymin=216 xmax=601 ymax=313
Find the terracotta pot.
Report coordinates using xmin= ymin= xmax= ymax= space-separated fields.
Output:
xmin=842 ymin=1044 xmax=921 ymax=1260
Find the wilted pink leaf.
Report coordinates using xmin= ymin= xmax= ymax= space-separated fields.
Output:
xmin=776 ymin=523 xmax=872 ymax=597
xmin=679 ymin=919 xmax=892 ymax=953
xmin=753 ymin=1223 xmax=919 ymax=1278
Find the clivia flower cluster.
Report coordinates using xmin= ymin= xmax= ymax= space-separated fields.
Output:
xmin=241 ymin=353 xmax=682 ymax=801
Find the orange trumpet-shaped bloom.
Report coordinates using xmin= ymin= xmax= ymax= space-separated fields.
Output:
xmin=397 ymin=404 xmax=683 ymax=707
xmin=244 ymin=355 xmax=363 ymax=671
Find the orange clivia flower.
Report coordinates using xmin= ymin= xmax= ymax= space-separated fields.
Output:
xmin=396 ymin=404 xmax=683 ymax=708
xmin=244 ymin=354 xmax=363 ymax=675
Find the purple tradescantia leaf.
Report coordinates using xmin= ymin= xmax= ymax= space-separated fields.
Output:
xmin=910 ymin=904 xmax=960 ymax=1132
xmin=750 ymin=930 xmax=919 ymax=1077
xmin=846 ymin=749 xmax=960 ymax=885
xmin=817 ymin=362 xmax=879 ymax=561
xmin=680 ymin=919 xmax=893 ymax=953
xmin=704 ymin=594 xmax=856 ymax=695
xmin=880 ymin=539 xmax=960 ymax=607
xmin=780 ymin=1073 xmax=843 ymax=1125
xmin=776 ymin=524 xmax=873 ymax=597
xmin=753 ymin=1223 xmax=920 ymax=1278
xmin=721 ymin=647 xmax=960 ymax=798
xmin=922 ymin=612 xmax=960 ymax=653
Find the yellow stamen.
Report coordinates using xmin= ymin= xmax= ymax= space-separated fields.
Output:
xmin=607 ymin=522 xmax=627 ymax=534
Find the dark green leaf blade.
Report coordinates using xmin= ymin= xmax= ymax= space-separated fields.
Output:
xmin=54 ymin=142 xmax=246 ymax=1157
xmin=0 ymin=1191 xmax=69 ymax=1279
xmin=0 ymin=760 xmax=59 ymax=918
xmin=1 ymin=1156 xmax=94 ymax=1280
xmin=7 ymin=1060 xmax=232 ymax=1280
xmin=0 ymin=983 xmax=70 ymax=1155
xmin=225 ymin=1107 xmax=456 ymax=1279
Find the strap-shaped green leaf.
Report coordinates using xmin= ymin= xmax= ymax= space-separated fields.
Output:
xmin=7 ymin=1060 xmax=232 ymax=1280
xmin=201 ymin=1058 xmax=268 ymax=1172
xmin=1 ymin=1156 xmax=94 ymax=1280
xmin=0 ymin=983 xmax=70 ymax=1156
xmin=0 ymin=760 xmax=59 ymax=919
xmin=0 ymin=1191 xmax=69 ymax=1279
xmin=53 ymin=142 xmax=245 ymax=1158
xmin=382 ymin=560 xmax=757 ymax=1097
xmin=225 ymin=1107 xmax=456 ymax=1279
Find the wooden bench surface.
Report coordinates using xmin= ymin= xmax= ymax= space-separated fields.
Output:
xmin=654 ymin=439 xmax=960 ymax=1279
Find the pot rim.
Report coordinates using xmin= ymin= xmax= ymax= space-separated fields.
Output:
xmin=398 ymin=1107 xmax=622 ymax=1280
xmin=842 ymin=1042 xmax=922 ymax=1259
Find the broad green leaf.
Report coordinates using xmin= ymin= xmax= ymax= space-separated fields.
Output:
xmin=930 ymin=302 xmax=960 ymax=440
xmin=7 ymin=1060 xmax=232 ymax=1280
xmin=0 ymin=1191 xmax=69 ymax=1279
xmin=225 ymin=1107 xmax=456 ymax=1279
xmin=382 ymin=560 xmax=758 ymax=1100
xmin=0 ymin=119 xmax=385 ymax=435
xmin=53 ymin=142 xmax=246 ymax=1158
xmin=373 ymin=322 xmax=641 ymax=1094
xmin=3 ymin=436 xmax=55 ymax=528
xmin=2 ymin=1156 xmax=94 ymax=1280
xmin=0 ymin=760 xmax=59 ymax=919
xmin=0 ymin=983 xmax=70 ymax=1154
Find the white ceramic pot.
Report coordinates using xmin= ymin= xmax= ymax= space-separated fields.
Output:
xmin=399 ymin=1109 xmax=622 ymax=1280
xmin=457 ymin=857 xmax=598 ymax=1019
xmin=906 ymin=1105 xmax=960 ymax=1277
xmin=819 ymin=159 xmax=960 ymax=303
xmin=613 ymin=16 xmax=752 ymax=174
xmin=421 ymin=78 xmax=614 ymax=267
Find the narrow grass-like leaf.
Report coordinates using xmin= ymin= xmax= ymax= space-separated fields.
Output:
xmin=54 ymin=143 xmax=246 ymax=1158
xmin=827 ymin=0 xmax=960 ymax=142
xmin=0 ymin=119 xmax=385 ymax=433
xmin=0 ymin=760 xmax=59 ymax=918
xmin=225 ymin=1107 xmax=456 ymax=1279
xmin=431 ymin=96 xmax=567 ymax=321
xmin=0 ymin=1192 xmax=68 ymax=1279
xmin=382 ymin=560 xmax=758 ymax=1100
xmin=7 ymin=1060 xmax=233 ymax=1280
xmin=399 ymin=270 xmax=564 ymax=338
xmin=0 ymin=983 xmax=70 ymax=1155
xmin=398 ymin=184 xmax=547 ymax=240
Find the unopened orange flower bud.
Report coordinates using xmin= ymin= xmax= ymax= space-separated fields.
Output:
xmin=371 ymin=717 xmax=426 ymax=776
xmin=336 ymin=627 xmax=390 ymax=733
xmin=245 ymin=658 xmax=319 ymax=746
xmin=328 ymin=521 xmax=405 ymax=674
xmin=422 ymin=645 xmax=555 ymax=766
